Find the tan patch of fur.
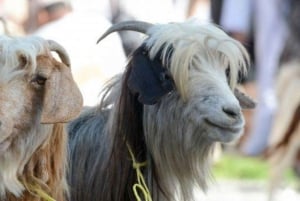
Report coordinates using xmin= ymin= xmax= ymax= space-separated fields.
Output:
xmin=0 ymin=36 xmax=73 ymax=201
xmin=5 ymin=124 xmax=68 ymax=201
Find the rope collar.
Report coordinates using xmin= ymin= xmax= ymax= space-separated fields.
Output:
xmin=126 ymin=143 xmax=152 ymax=201
xmin=22 ymin=180 xmax=56 ymax=201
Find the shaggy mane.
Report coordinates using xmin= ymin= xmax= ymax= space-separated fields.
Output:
xmin=0 ymin=36 xmax=47 ymax=82
xmin=145 ymin=19 xmax=249 ymax=100
xmin=95 ymin=21 xmax=250 ymax=201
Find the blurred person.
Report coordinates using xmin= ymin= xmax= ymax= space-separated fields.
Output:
xmin=266 ymin=0 xmax=300 ymax=178
xmin=210 ymin=0 xmax=223 ymax=25
xmin=110 ymin=0 xmax=190 ymax=55
xmin=33 ymin=0 xmax=127 ymax=106
xmin=186 ymin=0 xmax=211 ymax=21
xmin=24 ymin=0 xmax=42 ymax=33
xmin=242 ymin=0 xmax=289 ymax=155
xmin=73 ymin=0 xmax=112 ymax=20
xmin=280 ymin=0 xmax=300 ymax=63
xmin=0 ymin=0 xmax=28 ymax=35
xmin=36 ymin=0 xmax=72 ymax=27
xmin=220 ymin=0 xmax=253 ymax=50
xmin=110 ymin=0 xmax=212 ymax=56
xmin=111 ymin=0 xmax=187 ymax=24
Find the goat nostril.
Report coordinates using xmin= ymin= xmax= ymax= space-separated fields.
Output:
xmin=222 ymin=106 xmax=240 ymax=118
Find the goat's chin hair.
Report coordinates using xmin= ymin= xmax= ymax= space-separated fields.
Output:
xmin=0 ymin=120 xmax=54 ymax=198
xmin=146 ymin=126 xmax=214 ymax=201
xmin=144 ymin=101 xmax=215 ymax=201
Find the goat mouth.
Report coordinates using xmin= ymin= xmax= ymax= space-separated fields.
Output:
xmin=205 ymin=119 xmax=242 ymax=133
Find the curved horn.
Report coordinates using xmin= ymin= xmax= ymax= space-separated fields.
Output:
xmin=0 ymin=17 xmax=9 ymax=35
xmin=47 ymin=40 xmax=71 ymax=67
xmin=96 ymin=20 xmax=154 ymax=44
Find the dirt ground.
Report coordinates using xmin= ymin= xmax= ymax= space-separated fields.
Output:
xmin=194 ymin=179 xmax=300 ymax=201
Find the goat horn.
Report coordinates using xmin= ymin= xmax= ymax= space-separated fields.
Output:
xmin=97 ymin=20 xmax=154 ymax=44
xmin=47 ymin=40 xmax=71 ymax=67
xmin=0 ymin=17 xmax=10 ymax=35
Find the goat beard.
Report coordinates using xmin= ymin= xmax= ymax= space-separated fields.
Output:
xmin=144 ymin=114 xmax=215 ymax=201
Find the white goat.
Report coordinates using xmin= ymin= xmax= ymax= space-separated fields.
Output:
xmin=68 ymin=20 xmax=255 ymax=201
xmin=0 ymin=35 xmax=83 ymax=201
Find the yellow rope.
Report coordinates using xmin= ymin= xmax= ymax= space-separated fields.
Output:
xmin=22 ymin=181 xmax=56 ymax=201
xmin=126 ymin=143 xmax=152 ymax=201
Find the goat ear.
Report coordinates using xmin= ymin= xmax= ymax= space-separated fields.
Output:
xmin=41 ymin=66 xmax=83 ymax=123
xmin=234 ymin=88 xmax=256 ymax=109
xmin=127 ymin=45 xmax=175 ymax=105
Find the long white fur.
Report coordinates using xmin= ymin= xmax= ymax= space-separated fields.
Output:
xmin=72 ymin=19 xmax=251 ymax=201
xmin=145 ymin=19 xmax=249 ymax=100
xmin=143 ymin=20 xmax=249 ymax=201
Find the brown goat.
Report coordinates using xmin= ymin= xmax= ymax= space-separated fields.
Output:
xmin=0 ymin=36 xmax=83 ymax=201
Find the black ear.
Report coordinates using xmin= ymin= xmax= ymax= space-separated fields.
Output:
xmin=127 ymin=44 xmax=175 ymax=105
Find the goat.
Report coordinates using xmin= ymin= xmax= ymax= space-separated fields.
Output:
xmin=264 ymin=61 xmax=300 ymax=201
xmin=0 ymin=35 xmax=83 ymax=201
xmin=68 ymin=20 xmax=255 ymax=201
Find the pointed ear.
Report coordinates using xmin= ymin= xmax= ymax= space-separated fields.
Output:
xmin=234 ymin=88 xmax=256 ymax=109
xmin=127 ymin=45 xmax=174 ymax=105
xmin=41 ymin=66 xmax=83 ymax=123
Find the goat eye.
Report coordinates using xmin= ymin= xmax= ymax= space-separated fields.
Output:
xmin=33 ymin=75 xmax=47 ymax=85
xmin=225 ymin=67 xmax=231 ymax=82
xmin=225 ymin=67 xmax=230 ymax=77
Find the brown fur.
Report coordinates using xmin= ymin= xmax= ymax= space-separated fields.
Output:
xmin=0 ymin=36 xmax=82 ymax=201
xmin=5 ymin=124 xmax=68 ymax=201
xmin=263 ymin=62 xmax=300 ymax=201
xmin=265 ymin=105 xmax=300 ymax=156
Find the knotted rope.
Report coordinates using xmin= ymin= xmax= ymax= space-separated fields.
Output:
xmin=126 ymin=143 xmax=152 ymax=201
xmin=22 ymin=180 xmax=56 ymax=201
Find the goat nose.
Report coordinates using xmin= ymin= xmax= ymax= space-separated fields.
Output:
xmin=222 ymin=105 xmax=240 ymax=118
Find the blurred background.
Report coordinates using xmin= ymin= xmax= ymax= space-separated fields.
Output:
xmin=0 ymin=0 xmax=299 ymax=200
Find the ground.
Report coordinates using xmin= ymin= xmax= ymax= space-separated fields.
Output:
xmin=195 ymin=179 xmax=300 ymax=201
